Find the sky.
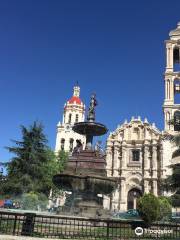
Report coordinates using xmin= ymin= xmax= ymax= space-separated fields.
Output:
xmin=1 ymin=0 xmax=180 ymax=163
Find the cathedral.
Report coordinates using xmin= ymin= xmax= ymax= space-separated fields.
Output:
xmin=55 ymin=23 xmax=180 ymax=211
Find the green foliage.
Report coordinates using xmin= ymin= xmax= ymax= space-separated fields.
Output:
xmin=163 ymin=162 xmax=180 ymax=207
xmin=171 ymin=192 xmax=180 ymax=207
xmin=163 ymin=118 xmax=180 ymax=207
xmin=18 ymin=192 xmax=48 ymax=211
xmin=1 ymin=121 xmax=59 ymax=197
xmin=56 ymin=150 xmax=68 ymax=173
xmin=171 ymin=164 xmax=180 ymax=189
xmin=137 ymin=193 xmax=160 ymax=225
xmin=158 ymin=196 xmax=172 ymax=221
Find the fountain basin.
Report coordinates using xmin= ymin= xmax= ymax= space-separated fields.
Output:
xmin=53 ymin=174 xmax=116 ymax=195
xmin=72 ymin=122 xmax=108 ymax=136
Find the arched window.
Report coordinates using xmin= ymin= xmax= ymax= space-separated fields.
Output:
xmin=174 ymin=111 xmax=180 ymax=131
xmin=68 ymin=114 xmax=72 ymax=124
xmin=132 ymin=150 xmax=140 ymax=161
xmin=75 ymin=114 xmax=79 ymax=123
xmin=69 ymin=138 xmax=74 ymax=152
xmin=173 ymin=47 xmax=180 ymax=71
xmin=61 ymin=138 xmax=65 ymax=150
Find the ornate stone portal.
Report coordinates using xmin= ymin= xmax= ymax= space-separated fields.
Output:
xmin=53 ymin=94 xmax=117 ymax=217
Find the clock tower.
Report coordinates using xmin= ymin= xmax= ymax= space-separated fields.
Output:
xmin=55 ymin=85 xmax=86 ymax=153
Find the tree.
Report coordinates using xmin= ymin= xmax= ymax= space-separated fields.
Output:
xmin=56 ymin=150 xmax=68 ymax=173
xmin=162 ymin=119 xmax=180 ymax=207
xmin=137 ymin=193 xmax=160 ymax=225
xmin=49 ymin=150 xmax=69 ymax=204
xmin=1 ymin=121 xmax=59 ymax=197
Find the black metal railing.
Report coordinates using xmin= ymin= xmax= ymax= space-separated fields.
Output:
xmin=0 ymin=210 xmax=180 ymax=239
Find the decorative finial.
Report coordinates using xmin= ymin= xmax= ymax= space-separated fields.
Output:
xmin=87 ymin=93 xmax=98 ymax=122
xmin=138 ymin=116 xmax=141 ymax=121
xmin=73 ymin=84 xmax=80 ymax=97
xmin=144 ymin=118 xmax=148 ymax=123
xmin=131 ymin=116 xmax=135 ymax=121
xmin=124 ymin=119 xmax=128 ymax=124
xmin=152 ymin=122 xmax=156 ymax=128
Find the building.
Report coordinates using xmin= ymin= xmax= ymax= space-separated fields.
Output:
xmin=104 ymin=117 xmax=163 ymax=211
xmin=54 ymin=23 xmax=180 ymax=211
xmin=55 ymin=85 xmax=86 ymax=153
xmin=104 ymin=22 xmax=180 ymax=211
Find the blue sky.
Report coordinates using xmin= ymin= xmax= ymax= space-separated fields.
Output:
xmin=1 ymin=0 xmax=180 ymax=163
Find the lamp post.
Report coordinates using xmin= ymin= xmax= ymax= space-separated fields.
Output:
xmin=133 ymin=191 xmax=137 ymax=209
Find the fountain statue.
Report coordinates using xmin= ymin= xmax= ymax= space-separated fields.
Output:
xmin=53 ymin=94 xmax=117 ymax=217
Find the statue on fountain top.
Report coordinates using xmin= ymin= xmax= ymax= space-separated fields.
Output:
xmin=87 ymin=93 xmax=98 ymax=122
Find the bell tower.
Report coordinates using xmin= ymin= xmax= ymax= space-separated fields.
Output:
xmin=163 ymin=22 xmax=180 ymax=132
xmin=55 ymin=84 xmax=86 ymax=153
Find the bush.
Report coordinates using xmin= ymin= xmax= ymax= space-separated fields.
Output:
xmin=158 ymin=196 xmax=172 ymax=221
xmin=18 ymin=192 xmax=48 ymax=211
xmin=137 ymin=193 xmax=160 ymax=225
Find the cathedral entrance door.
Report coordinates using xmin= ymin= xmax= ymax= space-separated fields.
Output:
xmin=127 ymin=188 xmax=142 ymax=210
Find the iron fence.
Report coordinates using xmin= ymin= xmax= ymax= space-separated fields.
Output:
xmin=0 ymin=210 xmax=180 ymax=239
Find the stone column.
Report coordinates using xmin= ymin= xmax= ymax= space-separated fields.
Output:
xmin=144 ymin=179 xmax=149 ymax=193
xmin=170 ymin=77 xmax=174 ymax=102
xmin=159 ymin=145 xmax=164 ymax=178
xmin=144 ymin=143 xmax=150 ymax=178
xmin=166 ymin=43 xmax=173 ymax=71
xmin=153 ymin=180 xmax=158 ymax=196
xmin=120 ymin=179 xmax=126 ymax=207
xmin=140 ymin=148 xmax=143 ymax=162
xmin=134 ymin=198 xmax=137 ymax=210
xmin=120 ymin=178 xmax=127 ymax=211
xmin=106 ymin=141 xmax=113 ymax=176
xmin=152 ymin=143 xmax=158 ymax=178
xmin=112 ymin=189 xmax=119 ymax=211
xmin=113 ymin=141 xmax=119 ymax=177
xmin=121 ymin=141 xmax=127 ymax=169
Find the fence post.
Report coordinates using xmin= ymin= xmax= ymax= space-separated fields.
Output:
xmin=106 ymin=221 xmax=109 ymax=239
xmin=21 ymin=213 xmax=36 ymax=236
xmin=13 ymin=215 xmax=17 ymax=235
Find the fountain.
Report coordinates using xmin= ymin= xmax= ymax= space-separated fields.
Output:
xmin=53 ymin=94 xmax=117 ymax=217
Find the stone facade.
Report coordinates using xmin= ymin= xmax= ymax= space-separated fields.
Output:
xmin=55 ymin=85 xmax=86 ymax=153
xmin=104 ymin=117 xmax=164 ymax=211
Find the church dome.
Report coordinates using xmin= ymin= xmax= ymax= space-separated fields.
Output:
xmin=66 ymin=85 xmax=84 ymax=106
xmin=68 ymin=96 xmax=82 ymax=105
